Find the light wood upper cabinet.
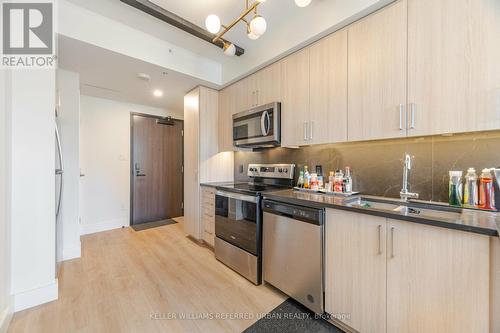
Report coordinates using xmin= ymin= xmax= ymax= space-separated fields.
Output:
xmin=407 ymin=0 xmax=500 ymax=136
xmin=347 ymin=0 xmax=408 ymax=142
xmin=254 ymin=62 xmax=281 ymax=106
xmin=310 ymin=30 xmax=348 ymax=144
xmin=280 ymin=48 xmax=310 ymax=147
xmin=386 ymin=219 xmax=489 ymax=333
xmin=325 ymin=209 xmax=387 ymax=333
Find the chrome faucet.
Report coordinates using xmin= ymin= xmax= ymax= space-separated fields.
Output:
xmin=400 ymin=153 xmax=419 ymax=201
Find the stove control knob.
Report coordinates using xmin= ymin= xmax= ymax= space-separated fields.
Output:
xmin=278 ymin=168 xmax=283 ymax=173
xmin=283 ymin=168 xmax=288 ymax=173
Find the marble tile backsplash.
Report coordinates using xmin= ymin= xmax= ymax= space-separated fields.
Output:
xmin=234 ymin=131 xmax=500 ymax=202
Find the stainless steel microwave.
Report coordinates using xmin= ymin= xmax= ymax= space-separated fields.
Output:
xmin=232 ymin=102 xmax=281 ymax=148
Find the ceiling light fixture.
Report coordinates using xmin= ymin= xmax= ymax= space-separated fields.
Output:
xmin=153 ymin=90 xmax=164 ymax=97
xmin=295 ymin=0 xmax=312 ymax=7
xmin=206 ymin=0 xmax=269 ymax=56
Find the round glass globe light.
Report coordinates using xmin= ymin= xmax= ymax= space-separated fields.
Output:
xmin=247 ymin=30 xmax=260 ymax=40
xmin=294 ymin=0 xmax=311 ymax=7
xmin=205 ymin=14 xmax=221 ymax=34
xmin=223 ymin=43 xmax=236 ymax=56
xmin=250 ymin=15 xmax=267 ymax=36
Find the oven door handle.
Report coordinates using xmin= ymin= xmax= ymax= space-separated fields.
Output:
xmin=216 ymin=190 xmax=258 ymax=203
xmin=260 ymin=111 xmax=270 ymax=136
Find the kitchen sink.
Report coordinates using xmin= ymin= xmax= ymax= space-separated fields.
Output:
xmin=345 ymin=197 xmax=463 ymax=222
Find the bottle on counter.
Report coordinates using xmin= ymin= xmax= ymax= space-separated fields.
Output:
xmin=479 ymin=168 xmax=495 ymax=210
xmin=334 ymin=170 xmax=344 ymax=193
xmin=344 ymin=166 xmax=353 ymax=193
xmin=310 ymin=173 xmax=319 ymax=191
xmin=316 ymin=165 xmax=324 ymax=189
xmin=463 ymin=168 xmax=478 ymax=207
xmin=449 ymin=171 xmax=463 ymax=206
xmin=304 ymin=166 xmax=310 ymax=189
xmin=297 ymin=170 xmax=305 ymax=188
xmin=327 ymin=171 xmax=335 ymax=192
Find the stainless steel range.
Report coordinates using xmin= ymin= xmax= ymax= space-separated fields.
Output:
xmin=214 ymin=163 xmax=295 ymax=285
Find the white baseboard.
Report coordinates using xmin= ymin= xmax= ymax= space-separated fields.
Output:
xmin=13 ymin=279 xmax=58 ymax=312
xmin=80 ymin=218 xmax=128 ymax=235
xmin=62 ymin=241 xmax=81 ymax=261
xmin=0 ymin=298 xmax=13 ymax=333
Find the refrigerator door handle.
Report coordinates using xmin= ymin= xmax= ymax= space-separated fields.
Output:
xmin=55 ymin=124 xmax=64 ymax=218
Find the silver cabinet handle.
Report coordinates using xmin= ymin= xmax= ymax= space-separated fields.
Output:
xmin=390 ymin=226 xmax=395 ymax=258
xmin=256 ymin=90 xmax=259 ymax=106
xmin=251 ymin=91 xmax=255 ymax=106
xmin=410 ymin=103 xmax=416 ymax=129
xmin=303 ymin=121 xmax=308 ymax=141
xmin=399 ymin=104 xmax=404 ymax=130
xmin=309 ymin=121 xmax=314 ymax=140
xmin=377 ymin=225 xmax=382 ymax=255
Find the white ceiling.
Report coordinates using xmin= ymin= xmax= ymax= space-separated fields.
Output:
xmin=57 ymin=35 xmax=210 ymax=112
xmin=64 ymin=0 xmax=391 ymax=83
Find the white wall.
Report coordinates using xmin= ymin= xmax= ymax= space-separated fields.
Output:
xmin=0 ymin=70 xmax=12 ymax=333
xmin=56 ymin=70 xmax=81 ymax=261
xmin=79 ymin=96 xmax=179 ymax=235
xmin=10 ymin=70 xmax=58 ymax=312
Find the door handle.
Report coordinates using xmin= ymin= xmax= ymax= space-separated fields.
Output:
xmin=377 ymin=225 xmax=382 ymax=255
xmin=303 ymin=122 xmax=308 ymax=141
xmin=390 ymin=226 xmax=395 ymax=258
xmin=136 ymin=173 xmax=146 ymax=177
xmin=409 ymin=103 xmax=416 ymax=129
xmin=309 ymin=121 xmax=314 ymax=140
xmin=399 ymin=104 xmax=404 ymax=130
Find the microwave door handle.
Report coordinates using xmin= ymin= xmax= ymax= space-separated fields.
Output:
xmin=261 ymin=111 xmax=270 ymax=136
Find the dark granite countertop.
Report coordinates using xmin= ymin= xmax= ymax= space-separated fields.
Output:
xmin=200 ymin=181 xmax=242 ymax=188
xmin=263 ymin=189 xmax=500 ymax=237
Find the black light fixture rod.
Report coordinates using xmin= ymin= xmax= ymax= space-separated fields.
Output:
xmin=120 ymin=0 xmax=245 ymax=56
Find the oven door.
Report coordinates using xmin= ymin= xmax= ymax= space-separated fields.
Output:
xmin=232 ymin=102 xmax=280 ymax=147
xmin=215 ymin=191 xmax=259 ymax=255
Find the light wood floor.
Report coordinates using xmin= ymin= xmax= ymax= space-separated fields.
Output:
xmin=8 ymin=218 xmax=286 ymax=333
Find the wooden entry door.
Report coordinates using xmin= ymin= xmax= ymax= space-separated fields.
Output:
xmin=131 ymin=115 xmax=183 ymax=224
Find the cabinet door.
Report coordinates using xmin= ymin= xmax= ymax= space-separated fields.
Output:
xmin=309 ymin=29 xmax=348 ymax=145
xmin=407 ymin=0 xmax=500 ymax=136
xmin=325 ymin=209 xmax=387 ymax=333
xmin=386 ymin=220 xmax=490 ymax=333
xmin=347 ymin=0 xmax=407 ymax=141
xmin=255 ymin=61 xmax=281 ymax=106
xmin=218 ymin=86 xmax=235 ymax=152
xmin=183 ymin=89 xmax=200 ymax=239
xmin=233 ymin=78 xmax=252 ymax=113
xmin=280 ymin=48 xmax=310 ymax=147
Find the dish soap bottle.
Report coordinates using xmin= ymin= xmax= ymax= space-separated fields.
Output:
xmin=463 ymin=168 xmax=478 ymax=207
xmin=297 ymin=170 xmax=304 ymax=188
xmin=479 ymin=168 xmax=495 ymax=210
xmin=303 ymin=166 xmax=310 ymax=189
xmin=448 ymin=171 xmax=463 ymax=206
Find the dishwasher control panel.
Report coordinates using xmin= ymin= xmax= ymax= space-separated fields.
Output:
xmin=262 ymin=200 xmax=324 ymax=225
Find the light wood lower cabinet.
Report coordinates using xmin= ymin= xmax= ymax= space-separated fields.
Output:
xmin=200 ymin=186 xmax=215 ymax=247
xmin=325 ymin=209 xmax=387 ymax=333
xmin=386 ymin=219 xmax=489 ymax=333
xmin=325 ymin=208 xmax=491 ymax=333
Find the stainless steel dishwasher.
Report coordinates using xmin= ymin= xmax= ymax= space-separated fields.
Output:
xmin=262 ymin=199 xmax=324 ymax=314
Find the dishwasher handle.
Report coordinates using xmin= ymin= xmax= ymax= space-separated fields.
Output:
xmin=263 ymin=200 xmax=324 ymax=225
